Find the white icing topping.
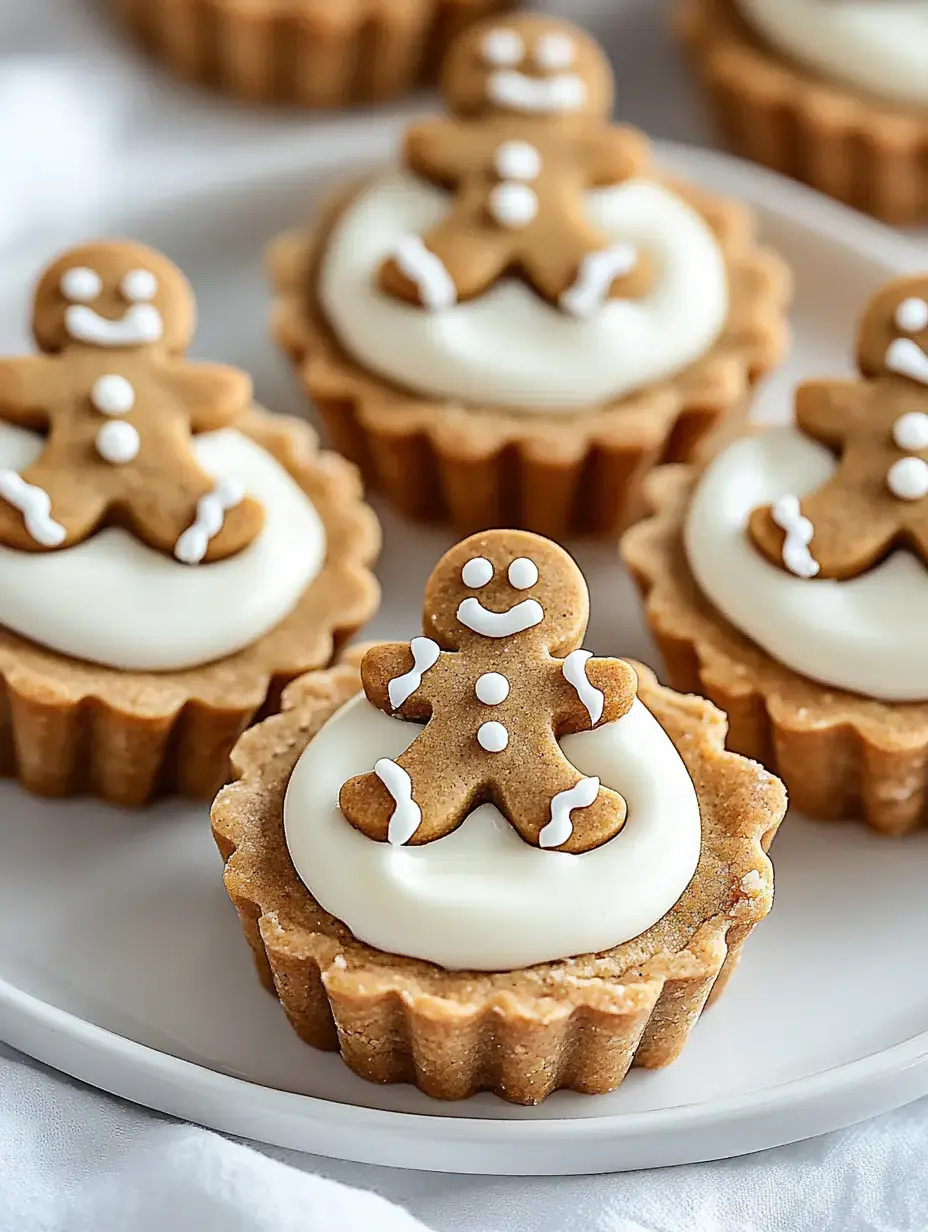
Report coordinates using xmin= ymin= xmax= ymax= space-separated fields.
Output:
xmin=684 ymin=426 xmax=928 ymax=701
xmin=538 ymin=775 xmax=600 ymax=850
xmin=120 ymin=269 xmax=158 ymax=303
xmin=0 ymin=424 xmax=325 ymax=672
xmin=507 ymin=557 xmax=538 ymax=589
xmin=0 ymin=471 xmax=65 ymax=547
xmin=285 ymin=695 xmax=702 ymax=970
xmin=534 ymin=32 xmax=576 ymax=71
xmin=494 ymin=140 xmax=542 ymax=181
xmin=456 ymin=595 xmax=544 ymax=637
xmin=887 ymin=456 xmax=928 ymax=502
xmin=477 ymin=720 xmax=509 ymax=752
xmin=481 ymin=27 xmax=524 ymax=68
xmin=488 ymin=182 xmax=538 ymax=229
xmin=375 ymin=758 xmax=422 ymax=847
xmin=895 ymin=298 xmax=928 ymax=335
xmin=65 ymin=303 xmax=164 ymax=349
xmin=475 ymin=671 xmax=510 ymax=705
xmin=387 ymin=637 xmax=441 ymax=710
xmin=60 ymin=267 xmax=102 ymax=304
xmin=389 ymin=235 xmax=456 ymax=312
xmin=91 ymin=374 xmax=135 ymax=416
xmin=461 ymin=556 xmax=493 ymax=588
xmin=95 ymin=420 xmax=140 ymax=465
xmin=320 ymin=171 xmax=728 ymax=410
xmin=560 ymin=244 xmax=638 ymax=321
xmin=488 ymin=70 xmax=587 ymax=115
xmin=770 ymin=494 xmax=819 ymax=579
xmin=738 ymin=0 xmax=928 ymax=107
xmin=893 ymin=412 xmax=928 ymax=452
xmin=174 ymin=477 xmax=246 ymax=565
xmin=562 ymin=649 xmax=604 ymax=726
xmin=886 ymin=338 xmax=928 ymax=387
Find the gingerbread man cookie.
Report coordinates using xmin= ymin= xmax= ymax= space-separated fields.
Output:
xmin=339 ymin=530 xmax=638 ymax=854
xmin=749 ymin=274 xmax=928 ymax=581
xmin=0 ymin=241 xmax=264 ymax=563
xmin=378 ymin=14 xmax=654 ymax=320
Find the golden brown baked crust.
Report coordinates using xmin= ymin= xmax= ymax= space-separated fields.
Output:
xmin=108 ymin=0 xmax=516 ymax=106
xmin=211 ymin=649 xmax=785 ymax=1105
xmin=268 ymin=174 xmax=789 ymax=539
xmin=0 ymin=410 xmax=380 ymax=806
xmin=622 ymin=464 xmax=928 ymax=835
xmin=677 ymin=0 xmax=928 ymax=224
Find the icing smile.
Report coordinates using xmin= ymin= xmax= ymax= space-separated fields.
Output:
xmin=456 ymin=595 xmax=544 ymax=637
xmin=488 ymin=70 xmax=587 ymax=113
xmin=886 ymin=337 xmax=928 ymax=387
xmin=65 ymin=303 xmax=164 ymax=349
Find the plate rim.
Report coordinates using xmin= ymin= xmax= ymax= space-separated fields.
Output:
xmin=0 ymin=139 xmax=926 ymax=1173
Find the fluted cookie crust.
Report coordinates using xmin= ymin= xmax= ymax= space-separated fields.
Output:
xmin=211 ymin=650 xmax=785 ymax=1105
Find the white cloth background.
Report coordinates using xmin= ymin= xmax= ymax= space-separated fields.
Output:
xmin=0 ymin=2 xmax=926 ymax=1230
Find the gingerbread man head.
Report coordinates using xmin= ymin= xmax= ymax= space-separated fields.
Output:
xmin=423 ymin=529 xmax=590 ymax=657
xmin=857 ymin=274 xmax=928 ymax=388
xmin=31 ymin=241 xmax=195 ymax=356
xmin=440 ymin=14 xmax=615 ymax=122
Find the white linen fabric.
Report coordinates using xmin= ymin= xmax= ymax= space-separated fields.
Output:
xmin=0 ymin=2 xmax=926 ymax=1230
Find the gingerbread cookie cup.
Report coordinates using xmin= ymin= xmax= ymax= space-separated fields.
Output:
xmin=270 ymin=13 xmax=789 ymax=539
xmin=623 ymin=275 xmax=928 ymax=835
xmin=108 ymin=0 xmax=515 ymax=107
xmin=211 ymin=533 xmax=785 ymax=1105
xmin=0 ymin=241 xmax=379 ymax=806
xmin=677 ymin=0 xmax=928 ymax=224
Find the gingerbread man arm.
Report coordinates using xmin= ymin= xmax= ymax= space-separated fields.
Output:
xmin=360 ymin=638 xmax=443 ymax=723
xmin=0 ymin=356 xmax=55 ymax=430
xmin=404 ymin=118 xmax=477 ymax=188
xmin=580 ymin=125 xmax=652 ymax=188
xmin=157 ymin=360 xmax=253 ymax=434
xmin=795 ymin=379 xmax=864 ymax=449
xmin=553 ymin=652 xmax=638 ymax=736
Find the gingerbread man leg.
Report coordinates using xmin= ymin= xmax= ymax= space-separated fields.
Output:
xmin=340 ymin=727 xmax=479 ymax=847
xmin=750 ymin=482 xmax=901 ymax=580
xmin=379 ymin=222 xmax=514 ymax=310
xmin=494 ymin=733 xmax=627 ymax=855
xmin=524 ymin=230 xmax=653 ymax=320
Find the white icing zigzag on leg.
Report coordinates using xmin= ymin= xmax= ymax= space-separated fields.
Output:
xmin=561 ymin=649 xmax=604 ymax=727
xmin=0 ymin=470 xmax=66 ymax=547
xmin=560 ymin=244 xmax=638 ymax=320
xmin=538 ymin=775 xmax=601 ymax=849
xmin=375 ymin=758 xmax=422 ymax=846
xmin=770 ymin=494 xmax=819 ymax=579
xmin=392 ymin=235 xmax=457 ymax=311
xmin=388 ymin=636 xmax=441 ymax=710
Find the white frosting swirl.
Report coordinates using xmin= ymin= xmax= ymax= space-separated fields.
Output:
xmin=739 ymin=0 xmax=928 ymax=108
xmin=685 ymin=426 xmax=928 ymax=702
xmin=284 ymin=694 xmax=701 ymax=971
xmin=0 ymin=423 xmax=326 ymax=672
xmin=319 ymin=169 xmax=728 ymax=411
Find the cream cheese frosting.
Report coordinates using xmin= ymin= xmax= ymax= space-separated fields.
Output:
xmin=319 ymin=169 xmax=729 ymax=411
xmin=284 ymin=693 xmax=702 ymax=971
xmin=739 ymin=0 xmax=928 ymax=109
xmin=0 ymin=423 xmax=326 ymax=673
xmin=685 ymin=425 xmax=928 ymax=701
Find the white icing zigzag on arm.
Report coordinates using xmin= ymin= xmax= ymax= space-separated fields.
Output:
xmin=375 ymin=758 xmax=422 ymax=846
xmin=456 ymin=596 xmax=544 ymax=637
xmin=538 ymin=775 xmax=601 ymax=849
xmin=388 ymin=636 xmax=441 ymax=710
xmin=561 ymin=649 xmax=604 ymax=727
xmin=0 ymin=470 xmax=66 ymax=547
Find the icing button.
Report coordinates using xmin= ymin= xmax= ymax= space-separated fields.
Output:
xmin=91 ymin=374 xmax=136 ymax=416
xmin=489 ymin=183 xmax=538 ymax=229
xmin=475 ymin=672 xmax=510 ymax=705
xmin=895 ymin=297 xmax=928 ymax=335
xmin=95 ymin=420 xmax=141 ymax=465
xmin=887 ymin=456 xmax=928 ymax=502
xmin=494 ymin=140 xmax=542 ymax=181
xmin=892 ymin=411 xmax=928 ymax=452
xmin=477 ymin=720 xmax=509 ymax=752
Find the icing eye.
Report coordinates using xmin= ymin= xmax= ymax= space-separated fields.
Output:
xmin=895 ymin=297 xmax=928 ymax=334
xmin=534 ymin=32 xmax=575 ymax=71
xmin=508 ymin=557 xmax=539 ymax=589
xmin=481 ymin=28 xmax=525 ymax=67
xmin=121 ymin=269 xmax=159 ymax=303
xmin=60 ymin=267 xmax=102 ymax=304
xmin=462 ymin=556 xmax=494 ymax=588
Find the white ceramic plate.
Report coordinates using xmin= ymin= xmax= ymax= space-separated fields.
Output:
xmin=0 ymin=137 xmax=926 ymax=1176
